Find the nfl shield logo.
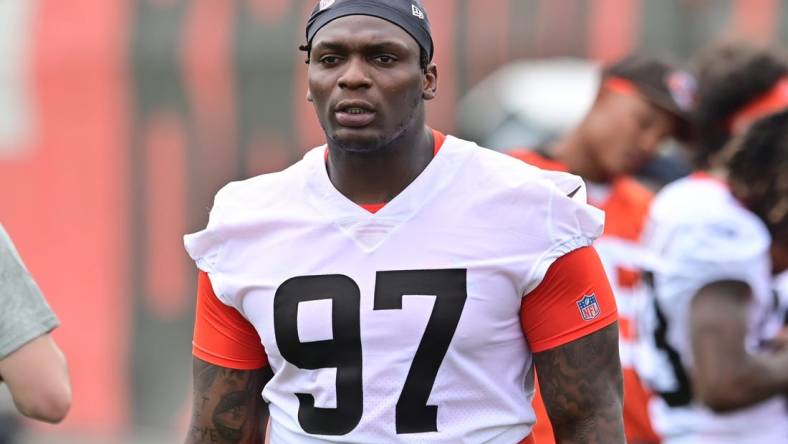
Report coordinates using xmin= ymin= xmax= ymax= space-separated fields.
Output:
xmin=576 ymin=294 xmax=601 ymax=321
xmin=666 ymin=70 xmax=696 ymax=112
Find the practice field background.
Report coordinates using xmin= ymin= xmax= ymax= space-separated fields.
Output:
xmin=0 ymin=0 xmax=785 ymax=442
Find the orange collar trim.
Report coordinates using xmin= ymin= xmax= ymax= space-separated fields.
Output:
xmin=690 ymin=171 xmax=728 ymax=188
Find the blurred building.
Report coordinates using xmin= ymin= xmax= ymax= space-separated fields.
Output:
xmin=457 ymin=57 xmax=599 ymax=150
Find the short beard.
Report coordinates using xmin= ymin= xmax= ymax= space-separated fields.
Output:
xmin=327 ymin=94 xmax=423 ymax=155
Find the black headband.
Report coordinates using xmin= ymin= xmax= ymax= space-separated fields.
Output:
xmin=305 ymin=0 xmax=434 ymax=61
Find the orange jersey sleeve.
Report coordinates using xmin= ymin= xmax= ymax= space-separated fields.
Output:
xmin=192 ymin=271 xmax=268 ymax=369
xmin=521 ymin=246 xmax=618 ymax=353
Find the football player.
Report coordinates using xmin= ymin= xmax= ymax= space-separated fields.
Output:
xmin=637 ymin=41 xmax=788 ymax=444
xmin=509 ymin=55 xmax=695 ymax=444
xmin=183 ymin=0 xmax=626 ymax=443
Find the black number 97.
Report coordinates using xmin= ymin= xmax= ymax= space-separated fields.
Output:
xmin=273 ymin=269 xmax=467 ymax=436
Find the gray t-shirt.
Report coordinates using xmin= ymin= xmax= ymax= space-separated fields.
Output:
xmin=0 ymin=225 xmax=59 ymax=360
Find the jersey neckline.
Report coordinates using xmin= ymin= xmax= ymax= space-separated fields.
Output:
xmin=308 ymin=128 xmax=456 ymax=221
xmin=304 ymin=131 xmax=473 ymax=252
xmin=325 ymin=129 xmax=446 ymax=214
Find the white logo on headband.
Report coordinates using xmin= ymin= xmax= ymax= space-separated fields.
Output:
xmin=319 ymin=0 xmax=335 ymax=10
xmin=666 ymin=70 xmax=696 ymax=112
xmin=412 ymin=4 xmax=425 ymax=19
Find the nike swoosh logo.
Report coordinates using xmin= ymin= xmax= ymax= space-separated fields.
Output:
xmin=567 ymin=186 xmax=582 ymax=198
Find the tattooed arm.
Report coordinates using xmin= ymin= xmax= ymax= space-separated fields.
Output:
xmin=533 ymin=323 xmax=625 ymax=444
xmin=186 ymin=358 xmax=274 ymax=444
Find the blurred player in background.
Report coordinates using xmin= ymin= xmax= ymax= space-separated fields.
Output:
xmin=509 ymin=55 xmax=696 ymax=444
xmin=183 ymin=0 xmax=626 ymax=442
xmin=0 ymin=224 xmax=71 ymax=428
xmin=636 ymin=41 xmax=788 ymax=444
xmin=692 ymin=40 xmax=788 ymax=327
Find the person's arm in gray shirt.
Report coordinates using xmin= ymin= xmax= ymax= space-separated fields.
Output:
xmin=0 ymin=225 xmax=71 ymax=423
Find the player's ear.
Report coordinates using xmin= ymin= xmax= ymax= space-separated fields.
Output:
xmin=306 ymin=89 xmax=313 ymax=102
xmin=422 ymin=63 xmax=438 ymax=101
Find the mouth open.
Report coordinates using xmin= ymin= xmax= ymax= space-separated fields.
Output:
xmin=335 ymin=103 xmax=376 ymax=128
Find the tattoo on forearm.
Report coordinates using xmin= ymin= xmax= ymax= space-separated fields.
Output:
xmin=196 ymin=363 xmax=221 ymax=392
xmin=534 ymin=323 xmax=625 ymax=444
xmin=212 ymin=387 xmax=252 ymax=441
xmin=186 ymin=359 xmax=273 ymax=444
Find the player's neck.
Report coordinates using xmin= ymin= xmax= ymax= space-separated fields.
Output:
xmin=553 ymin=130 xmax=612 ymax=184
xmin=326 ymin=125 xmax=434 ymax=205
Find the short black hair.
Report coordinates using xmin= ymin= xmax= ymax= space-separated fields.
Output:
xmin=727 ymin=110 xmax=788 ymax=242
xmin=298 ymin=43 xmax=430 ymax=72
xmin=692 ymin=41 xmax=788 ymax=169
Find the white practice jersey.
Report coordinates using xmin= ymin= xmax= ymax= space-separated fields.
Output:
xmin=185 ymin=136 xmax=604 ymax=443
xmin=637 ymin=175 xmax=788 ymax=444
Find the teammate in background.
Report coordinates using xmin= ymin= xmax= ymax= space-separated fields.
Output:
xmin=509 ymin=55 xmax=696 ymax=444
xmin=183 ymin=0 xmax=625 ymax=442
xmin=636 ymin=41 xmax=788 ymax=444
xmin=0 ymin=224 xmax=71 ymax=424
xmin=692 ymin=40 xmax=788 ymax=354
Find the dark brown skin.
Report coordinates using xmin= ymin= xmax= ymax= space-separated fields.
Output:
xmin=690 ymin=280 xmax=788 ymax=412
xmin=307 ymin=15 xmax=438 ymax=205
xmin=534 ymin=322 xmax=626 ymax=443
xmin=770 ymin=241 xmax=788 ymax=274
xmin=553 ymin=89 xmax=676 ymax=183
xmin=185 ymin=358 xmax=273 ymax=444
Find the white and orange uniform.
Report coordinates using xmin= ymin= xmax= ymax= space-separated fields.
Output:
xmin=637 ymin=174 xmax=788 ymax=444
xmin=185 ymin=131 xmax=618 ymax=443
xmin=510 ymin=149 xmax=659 ymax=444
